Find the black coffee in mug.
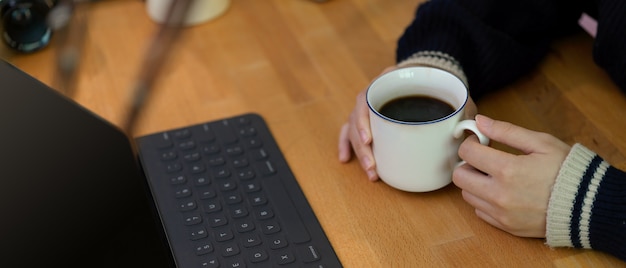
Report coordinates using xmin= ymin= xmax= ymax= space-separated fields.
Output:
xmin=379 ymin=95 xmax=455 ymax=122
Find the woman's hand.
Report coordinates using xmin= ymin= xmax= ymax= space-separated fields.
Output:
xmin=453 ymin=115 xmax=571 ymax=237
xmin=337 ymin=67 xmax=397 ymax=181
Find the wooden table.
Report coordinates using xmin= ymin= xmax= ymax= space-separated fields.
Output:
xmin=3 ymin=0 xmax=625 ymax=266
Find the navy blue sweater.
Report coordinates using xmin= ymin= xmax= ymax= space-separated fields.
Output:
xmin=396 ymin=0 xmax=625 ymax=98
xmin=395 ymin=0 xmax=625 ymax=262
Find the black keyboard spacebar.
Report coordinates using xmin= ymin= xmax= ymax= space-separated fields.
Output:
xmin=264 ymin=176 xmax=311 ymax=244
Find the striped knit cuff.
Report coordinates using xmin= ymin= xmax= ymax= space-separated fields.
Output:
xmin=397 ymin=51 xmax=468 ymax=87
xmin=546 ymin=143 xmax=607 ymax=249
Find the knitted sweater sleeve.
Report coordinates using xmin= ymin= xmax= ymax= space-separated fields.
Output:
xmin=547 ymin=144 xmax=626 ymax=262
xmin=395 ymin=0 xmax=584 ymax=98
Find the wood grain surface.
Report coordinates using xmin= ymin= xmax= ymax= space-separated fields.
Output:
xmin=3 ymin=0 xmax=624 ymax=266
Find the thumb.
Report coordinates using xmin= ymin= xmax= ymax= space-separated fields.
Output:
xmin=475 ymin=115 xmax=548 ymax=154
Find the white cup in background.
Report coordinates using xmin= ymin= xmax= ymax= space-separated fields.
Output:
xmin=146 ymin=0 xmax=231 ymax=26
xmin=367 ymin=66 xmax=489 ymax=192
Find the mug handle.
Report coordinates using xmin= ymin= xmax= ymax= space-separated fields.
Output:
xmin=453 ymin=120 xmax=490 ymax=167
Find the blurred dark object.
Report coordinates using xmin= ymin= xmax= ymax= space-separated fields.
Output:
xmin=122 ymin=0 xmax=191 ymax=135
xmin=0 ymin=0 xmax=57 ymax=53
xmin=50 ymin=0 xmax=89 ymax=97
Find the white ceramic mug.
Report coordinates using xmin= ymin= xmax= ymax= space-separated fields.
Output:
xmin=367 ymin=66 xmax=489 ymax=192
xmin=146 ymin=0 xmax=231 ymax=26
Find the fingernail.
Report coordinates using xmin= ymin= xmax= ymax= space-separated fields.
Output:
xmin=362 ymin=158 xmax=378 ymax=180
xmin=338 ymin=152 xmax=348 ymax=162
xmin=476 ymin=114 xmax=494 ymax=127
xmin=367 ymin=170 xmax=378 ymax=181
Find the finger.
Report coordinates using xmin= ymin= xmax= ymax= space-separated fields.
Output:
xmin=349 ymin=126 xmax=378 ymax=181
xmin=475 ymin=115 xmax=554 ymax=154
xmin=453 ymin=163 xmax=492 ymax=195
xmin=381 ymin=66 xmax=397 ymax=75
xmin=349 ymin=92 xmax=374 ymax=165
xmin=464 ymin=97 xmax=477 ymax=120
xmin=353 ymin=90 xmax=372 ymax=145
xmin=454 ymin=166 xmax=509 ymax=233
xmin=339 ymin=90 xmax=372 ymax=163
xmin=460 ymin=189 xmax=494 ymax=214
xmin=454 ymin=165 xmax=505 ymax=230
xmin=338 ymin=123 xmax=352 ymax=162
xmin=352 ymin=90 xmax=379 ymax=180
xmin=457 ymin=134 xmax=515 ymax=176
xmin=474 ymin=209 xmax=507 ymax=234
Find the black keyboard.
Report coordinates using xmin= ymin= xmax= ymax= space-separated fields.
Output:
xmin=136 ymin=113 xmax=342 ymax=268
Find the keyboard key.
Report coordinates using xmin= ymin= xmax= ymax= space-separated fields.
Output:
xmin=221 ymin=243 xmax=240 ymax=257
xmin=169 ymin=175 xmax=186 ymax=185
xmin=197 ymin=124 xmax=216 ymax=143
xmin=261 ymin=221 xmax=281 ymax=235
xmin=250 ymin=194 xmax=267 ymax=206
xmin=241 ymin=233 xmax=262 ymax=248
xmin=245 ymin=138 xmax=262 ymax=148
xmin=215 ymin=228 xmax=234 ymax=242
xmin=194 ymin=242 xmax=213 ymax=255
xmin=225 ymin=145 xmax=244 ymax=156
xmin=249 ymin=249 xmax=269 ymax=263
xmin=190 ymin=227 xmax=208 ymax=241
xmin=179 ymin=200 xmax=197 ymax=212
xmin=189 ymin=163 xmax=206 ymax=174
xmin=160 ymin=151 xmax=177 ymax=161
xmin=255 ymin=207 xmax=274 ymax=220
xmin=155 ymin=132 xmax=173 ymax=149
xmin=202 ymin=144 xmax=220 ymax=155
xmin=252 ymin=148 xmax=269 ymax=160
xmin=219 ymin=180 xmax=237 ymax=192
xmin=224 ymin=258 xmax=246 ymax=268
xmin=275 ymin=250 xmax=296 ymax=265
xmin=198 ymin=187 xmax=217 ymax=199
xmin=269 ymin=235 xmax=288 ymax=250
xmin=213 ymin=120 xmax=238 ymax=144
xmin=232 ymin=157 xmax=249 ymax=168
xmin=256 ymin=160 xmax=276 ymax=176
xmin=237 ymin=169 xmax=255 ymax=181
xmin=172 ymin=129 xmax=191 ymax=140
xmin=208 ymin=156 xmax=226 ymax=166
xmin=174 ymin=187 xmax=191 ymax=198
xmin=243 ymin=182 xmax=261 ymax=193
xmin=203 ymin=201 xmax=222 ymax=213
xmin=199 ymin=255 xmax=219 ymax=268
xmin=224 ymin=193 xmax=243 ymax=205
xmin=238 ymin=126 xmax=257 ymax=137
xmin=177 ymin=140 xmax=196 ymax=151
xmin=183 ymin=214 xmax=202 ymax=226
xmin=182 ymin=152 xmax=200 ymax=162
xmin=213 ymin=168 xmax=231 ymax=179
xmin=230 ymin=206 xmax=248 ymax=219
xmin=237 ymin=117 xmax=252 ymax=125
xmin=235 ymin=220 xmax=255 ymax=233
xmin=193 ymin=176 xmax=210 ymax=186
xmin=235 ymin=116 xmax=251 ymax=125
xmin=297 ymin=245 xmax=322 ymax=263
xmin=165 ymin=162 xmax=182 ymax=173
xmin=207 ymin=214 xmax=228 ymax=228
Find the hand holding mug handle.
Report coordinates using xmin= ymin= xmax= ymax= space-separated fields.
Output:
xmin=453 ymin=120 xmax=489 ymax=166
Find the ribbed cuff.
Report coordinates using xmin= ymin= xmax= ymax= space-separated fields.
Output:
xmin=397 ymin=51 xmax=468 ymax=87
xmin=546 ymin=143 xmax=606 ymax=249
